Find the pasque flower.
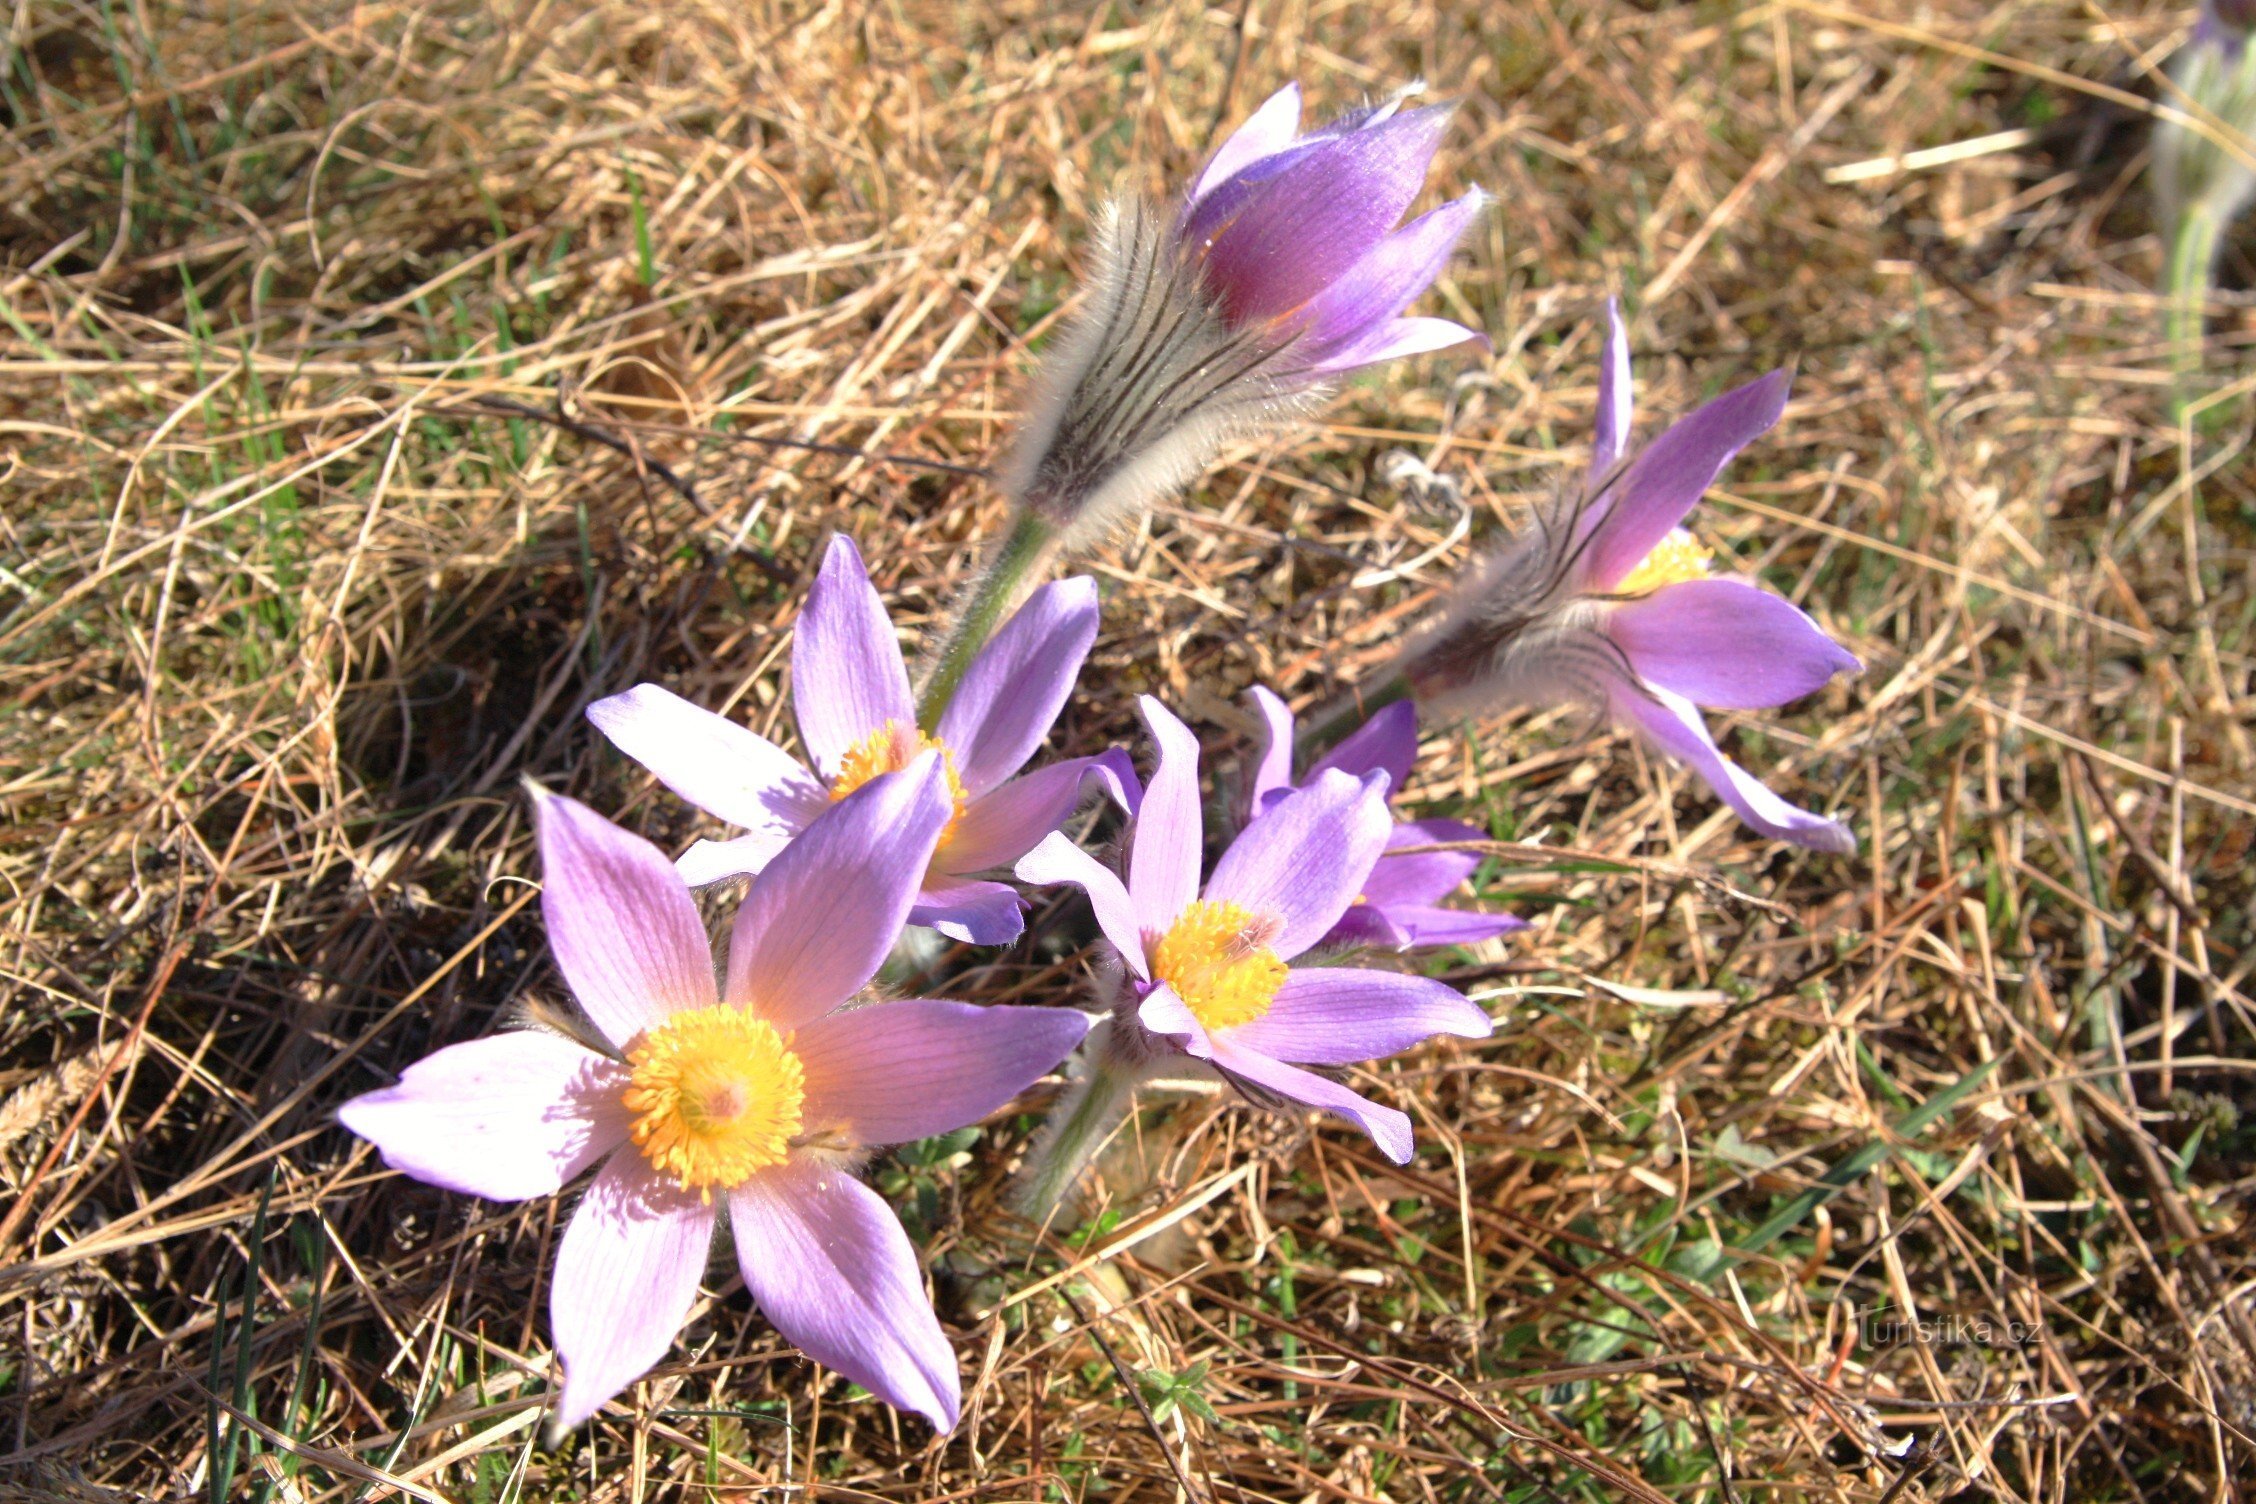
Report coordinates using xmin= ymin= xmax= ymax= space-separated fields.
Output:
xmin=1398 ymin=301 xmax=1860 ymax=852
xmin=1015 ymin=697 xmax=1490 ymax=1166
xmin=338 ymin=767 xmax=1090 ymax=1433
xmin=1246 ymin=688 xmax=1523 ymax=950
xmin=2154 ymin=0 xmax=2256 ymax=393
xmin=591 ymin=534 xmax=1131 ymax=945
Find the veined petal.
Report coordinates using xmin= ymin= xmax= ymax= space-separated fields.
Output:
xmin=1204 ymin=768 xmax=1392 ymax=960
xmin=729 ymin=1164 xmax=961 ymax=1431
xmin=1245 ymin=686 xmax=1298 ymax=813
xmin=936 ymin=576 xmax=1100 ymax=797
xmin=1589 ymin=298 xmax=1634 ymax=490
xmin=535 ymin=791 xmax=718 ymax=1050
xmin=1015 ymin=832 xmax=1147 ymax=977
xmin=909 ymin=877 xmax=1025 ymax=946
xmin=338 ymin=1034 xmax=631 ymax=1202
xmin=549 ymin=1153 xmax=715 ymax=1432
xmin=725 ymin=756 xmax=952 ymax=1028
xmin=1128 ymin=697 xmax=1205 ymax=939
xmin=1582 ymin=369 xmax=1790 ymax=594
xmin=1318 ymin=901 xmax=1413 ymax=951
xmin=1607 ymin=578 xmax=1860 ymax=710
xmin=1376 ymin=904 xmax=1528 ymax=948
xmin=793 ymin=535 xmax=915 ymax=777
xmin=1360 ymin=817 xmax=1487 ymax=907
xmin=675 ymin=829 xmax=804 ymax=889
xmin=1309 ymin=698 xmax=1419 ymax=789
xmin=587 ymin=684 xmax=828 ymax=839
xmin=1613 ymin=683 xmax=1855 ymax=854
xmin=1136 ymin=982 xmax=1211 ymax=1057
xmin=1190 ymin=82 xmax=1303 ymax=206
xmin=1297 ymin=192 xmax=1483 ymax=360
xmin=944 ymin=750 xmax=1136 ymax=874
xmin=795 ymin=1000 xmax=1091 ymax=1146
xmin=1231 ymin=968 xmax=1490 ymax=1065
xmin=1207 ymin=1038 xmax=1415 ymax=1163
xmin=1297 ymin=316 xmax=1484 ymax=377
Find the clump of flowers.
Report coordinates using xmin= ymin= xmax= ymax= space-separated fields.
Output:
xmin=1394 ymin=301 xmax=1860 ymax=852
xmin=338 ymin=770 xmax=1089 ymax=1433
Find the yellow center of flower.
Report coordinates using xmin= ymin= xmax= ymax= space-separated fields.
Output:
xmin=622 ymin=1008 xmax=806 ymax=1199
xmin=1614 ymin=528 xmax=1713 ymax=595
xmin=828 ymin=720 xmax=968 ymax=844
xmin=1151 ymin=900 xmax=1288 ymax=1033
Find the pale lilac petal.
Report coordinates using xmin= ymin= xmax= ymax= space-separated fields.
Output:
xmin=1015 ymin=832 xmax=1147 ymax=977
xmin=535 ymin=791 xmax=718 ymax=1050
xmin=1588 ymin=298 xmax=1633 ymax=490
xmin=909 ymin=877 xmax=1025 ymax=946
xmin=1207 ymin=1037 xmax=1415 ymax=1163
xmin=1614 ymin=684 xmax=1855 ymax=854
xmin=587 ymin=684 xmax=828 ymax=839
xmin=1300 ymin=316 xmax=1484 ymax=377
xmin=549 ymin=1153 xmax=715 ymax=1431
xmin=1582 ymin=369 xmax=1791 ymax=593
xmin=726 ymin=756 xmax=951 ymax=1027
xmin=792 ymin=535 xmax=915 ymax=777
xmin=1128 ymin=697 xmax=1204 ymax=938
xmin=1231 ymin=968 xmax=1490 ymax=1065
xmin=1309 ymin=699 xmax=1418 ymax=789
xmin=1377 ymin=904 xmax=1528 ymax=948
xmin=729 ymin=1164 xmax=960 ymax=1431
xmin=339 ymin=1034 xmax=631 ymax=1202
xmin=1204 ymin=768 xmax=1392 ymax=960
xmin=1360 ymin=818 xmax=1487 ymax=907
xmin=944 ymin=750 xmax=1137 ymax=873
xmin=1606 ymin=579 xmax=1860 ymax=710
xmin=1190 ymin=82 xmax=1302 ymax=206
xmin=936 ymin=577 xmax=1099 ymax=797
xmin=794 ymin=1000 xmax=1091 ymax=1146
xmin=1317 ymin=902 xmax=1413 ymax=950
xmin=1135 ymin=983 xmax=1210 ymax=1056
xmin=1297 ymin=193 xmax=1483 ymax=359
xmin=1245 ymin=686 xmax=1297 ymax=813
xmin=675 ymin=829 xmax=805 ymax=888
xmin=1185 ymin=105 xmax=1452 ymax=324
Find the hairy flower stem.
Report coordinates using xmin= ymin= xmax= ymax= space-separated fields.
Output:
xmin=918 ymin=510 xmax=1057 ymax=731
xmin=1013 ymin=1043 xmax=1143 ymax=1228
xmin=1291 ymin=672 xmax=1413 ymax=765
xmin=2166 ymin=204 xmax=2223 ymax=421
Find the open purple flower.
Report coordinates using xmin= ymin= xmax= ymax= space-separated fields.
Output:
xmin=1401 ymin=301 xmax=1860 ymax=853
xmin=338 ymin=767 xmax=1089 ymax=1434
xmin=1003 ymin=83 xmax=1484 ymax=541
xmin=1246 ymin=688 xmax=1524 ymax=950
xmin=590 ymin=534 xmax=1132 ymax=945
xmin=1015 ymin=697 xmax=1490 ymax=1164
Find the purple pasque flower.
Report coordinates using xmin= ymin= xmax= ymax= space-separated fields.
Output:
xmin=589 ymin=534 xmax=1132 ymax=945
xmin=338 ymin=766 xmax=1090 ymax=1434
xmin=1246 ymin=688 xmax=1524 ymax=951
xmin=1401 ymin=301 xmax=1860 ymax=853
xmin=1003 ymin=83 xmax=1484 ymax=541
xmin=1014 ymin=697 xmax=1490 ymax=1164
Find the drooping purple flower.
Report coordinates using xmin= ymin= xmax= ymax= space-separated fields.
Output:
xmin=1003 ymin=83 xmax=1485 ymax=542
xmin=1399 ymin=301 xmax=1861 ymax=853
xmin=589 ymin=535 xmax=1133 ymax=945
xmin=338 ymin=768 xmax=1090 ymax=1434
xmin=1014 ymin=697 xmax=1491 ymax=1164
xmin=1245 ymin=688 xmax=1523 ymax=951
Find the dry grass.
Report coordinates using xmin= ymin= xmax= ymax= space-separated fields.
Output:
xmin=3 ymin=0 xmax=2253 ymax=1500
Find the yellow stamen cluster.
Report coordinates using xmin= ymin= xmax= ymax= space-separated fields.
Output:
xmin=829 ymin=720 xmax=968 ymax=844
xmin=1151 ymin=899 xmax=1287 ymax=1033
xmin=1614 ymin=528 xmax=1713 ymax=596
xmin=622 ymin=1007 xmax=806 ymax=1199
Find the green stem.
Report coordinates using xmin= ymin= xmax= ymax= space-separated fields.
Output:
xmin=1292 ymin=672 xmax=1413 ymax=765
xmin=918 ymin=510 xmax=1056 ymax=732
xmin=2166 ymin=204 xmax=2223 ymax=422
xmin=1014 ymin=1046 xmax=1142 ymax=1227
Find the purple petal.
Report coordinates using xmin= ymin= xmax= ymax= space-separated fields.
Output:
xmin=1309 ymin=699 xmax=1418 ymax=789
xmin=729 ymin=1164 xmax=960 ymax=1431
xmin=676 ymin=830 xmax=800 ymax=888
xmin=792 ymin=535 xmax=914 ymax=778
xmin=1245 ymin=686 xmax=1298 ymax=813
xmin=1360 ymin=818 xmax=1487 ymax=907
xmin=909 ymin=877 xmax=1026 ymax=946
xmin=1581 ymin=369 xmax=1790 ymax=594
xmin=587 ymin=685 xmax=828 ymax=850
xmin=725 ymin=756 xmax=951 ymax=1028
xmin=549 ymin=1153 xmax=715 ymax=1431
xmin=1607 ymin=578 xmax=1860 ymax=710
xmin=936 ymin=577 xmax=1099 ymax=797
xmin=1207 ymin=1037 xmax=1415 ymax=1163
xmin=1189 ymin=82 xmax=1303 ymax=206
xmin=1317 ymin=902 xmax=1413 ymax=950
xmin=535 ymin=791 xmax=718 ymax=1050
xmin=944 ymin=749 xmax=1137 ymax=874
xmin=1588 ymin=298 xmax=1633 ymax=491
xmin=1376 ymin=903 xmax=1528 ymax=948
xmin=1128 ymin=697 xmax=1205 ymax=939
xmin=1204 ymin=768 xmax=1392 ymax=961
xmin=1184 ymin=105 xmax=1453 ymax=325
xmin=1137 ymin=983 xmax=1211 ymax=1057
xmin=338 ymin=1033 xmax=631 ymax=1201
xmin=1231 ymin=967 xmax=1490 ymax=1065
xmin=1613 ymin=684 xmax=1855 ymax=854
xmin=794 ymin=1000 xmax=1091 ymax=1146
xmin=1299 ymin=316 xmax=1484 ymax=377
xmin=1014 ymin=832 xmax=1147 ymax=977
xmin=1297 ymin=192 xmax=1483 ymax=360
